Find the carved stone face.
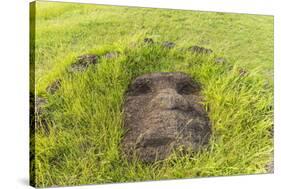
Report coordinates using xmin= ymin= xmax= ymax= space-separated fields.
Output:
xmin=122 ymin=72 xmax=211 ymax=163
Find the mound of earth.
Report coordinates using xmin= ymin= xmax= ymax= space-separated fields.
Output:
xmin=121 ymin=72 xmax=211 ymax=163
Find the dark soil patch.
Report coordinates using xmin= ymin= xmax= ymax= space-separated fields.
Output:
xmin=122 ymin=72 xmax=211 ymax=163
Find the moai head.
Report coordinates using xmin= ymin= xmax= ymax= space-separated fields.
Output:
xmin=122 ymin=72 xmax=211 ymax=163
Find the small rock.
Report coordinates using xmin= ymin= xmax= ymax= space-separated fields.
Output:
xmin=122 ymin=72 xmax=211 ymax=163
xmin=215 ymin=57 xmax=227 ymax=64
xmin=46 ymin=79 xmax=61 ymax=94
xmin=162 ymin=41 xmax=176 ymax=49
xmin=69 ymin=54 xmax=99 ymax=72
xmin=144 ymin=38 xmax=154 ymax=44
xmin=188 ymin=45 xmax=213 ymax=54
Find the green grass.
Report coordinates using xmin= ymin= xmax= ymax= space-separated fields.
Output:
xmin=31 ymin=1 xmax=274 ymax=187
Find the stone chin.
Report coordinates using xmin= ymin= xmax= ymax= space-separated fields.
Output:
xmin=121 ymin=72 xmax=211 ymax=163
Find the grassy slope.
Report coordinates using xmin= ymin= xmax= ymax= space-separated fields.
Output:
xmin=33 ymin=1 xmax=274 ymax=187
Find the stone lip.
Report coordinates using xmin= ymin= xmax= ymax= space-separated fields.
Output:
xmin=104 ymin=51 xmax=119 ymax=59
xmin=144 ymin=38 xmax=154 ymax=44
xmin=215 ymin=57 xmax=227 ymax=64
xmin=69 ymin=54 xmax=99 ymax=72
xmin=188 ymin=45 xmax=213 ymax=55
xmin=121 ymin=72 xmax=211 ymax=163
xmin=162 ymin=41 xmax=176 ymax=49
xmin=266 ymin=160 xmax=274 ymax=173
xmin=46 ymin=79 xmax=61 ymax=94
xmin=32 ymin=95 xmax=49 ymax=134
xmin=143 ymin=38 xmax=176 ymax=49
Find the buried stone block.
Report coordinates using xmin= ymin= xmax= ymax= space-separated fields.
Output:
xmin=121 ymin=72 xmax=211 ymax=163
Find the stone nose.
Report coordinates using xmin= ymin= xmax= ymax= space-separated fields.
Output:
xmin=151 ymin=88 xmax=184 ymax=110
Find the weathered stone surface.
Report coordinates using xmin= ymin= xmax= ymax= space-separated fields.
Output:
xmin=162 ymin=41 xmax=176 ymax=49
xmin=188 ymin=45 xmax=213 ymax=54
xmin=69 ymin=54 xmax=98 ymax=72
xmin=46 ymin=79 xmax=61 ymax=94
xmin=122 ymin=72 xmax=211 ymax=163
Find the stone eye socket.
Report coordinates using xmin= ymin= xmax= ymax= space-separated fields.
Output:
xmin=128 ymin=79 xmax=152 ymax=96
xmin=176 ymin=81 xmax=199 ymax=95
